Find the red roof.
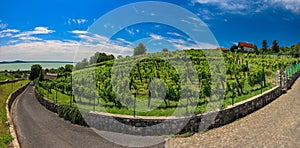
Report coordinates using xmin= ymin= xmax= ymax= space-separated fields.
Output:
xmin=238 ymin=42 xmax=255 ymax=48
xmin=217 ymin=48 xmax=229 ymax=51
xmin=45 ymin=72 xmax=58 ymax=77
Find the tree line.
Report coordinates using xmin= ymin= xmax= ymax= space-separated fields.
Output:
xmin=230 ymin=40 xmax=300 ymax=57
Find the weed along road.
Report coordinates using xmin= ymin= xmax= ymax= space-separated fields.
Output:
xmin=12 ymin=85 xmax=165 ymax=148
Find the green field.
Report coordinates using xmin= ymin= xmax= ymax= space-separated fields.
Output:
xmin=0 ymin=80 xmax=29 ymax=147
xmin=37 ymin=49 xmax=300 ymax=116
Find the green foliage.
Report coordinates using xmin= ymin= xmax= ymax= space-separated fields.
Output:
xmin=0 ymin=72 xmax=14 ymax=81
xmin=262 ymin=40 xmax=268 ymax=52
xmin=134 ymin=43 xmax=147 ymax=56
xmin=29 ymin=64 xmax=43 ymax=80
xmin=57 ymin=105 xmax=87 ymax=126
xmin=271 ymin=40 xmax=280 ymax=53
xmin=75 ymin=58 xmax=88 ymax=70
xmin=230 ymin=45 xmax=238 ymax=52
xmin=162 ymin=48 xmax=169 ymax=52
xmin=89 ymin=52 xmax=115 ymax=65
xmin=13 ymin=73 xmax=22 ymax=78
xmin=248 ymin=68 xmax=262 ymax=87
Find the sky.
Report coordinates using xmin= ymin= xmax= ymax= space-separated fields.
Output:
xmin=0 ymin=0 xmax=300 ymax=61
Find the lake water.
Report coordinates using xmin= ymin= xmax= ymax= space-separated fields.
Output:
xmin=0 ymin=63 xmax=74 ymax=71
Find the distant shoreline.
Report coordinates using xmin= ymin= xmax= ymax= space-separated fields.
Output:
xmin=0 ymin=60 xmax=75 ymax=64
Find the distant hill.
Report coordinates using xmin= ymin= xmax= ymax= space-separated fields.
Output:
xmin=0 ymin=60 xmax=75 ymax=64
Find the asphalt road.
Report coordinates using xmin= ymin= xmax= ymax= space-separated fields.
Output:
xmin=167 ymin=78 xmax=300 ymax=147
xmin=12 ymin=86 xmax=165 ymax=148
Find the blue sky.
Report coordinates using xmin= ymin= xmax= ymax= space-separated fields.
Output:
xmin=0 ymin=0 xmax=300 ymax=61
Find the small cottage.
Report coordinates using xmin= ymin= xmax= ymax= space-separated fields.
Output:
xmin=238 ymin=42 xmax=255 ymax=53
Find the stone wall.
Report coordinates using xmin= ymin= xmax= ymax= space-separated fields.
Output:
xmin=83 ymin=86 xmax=282 ymax=136
xmin=7 ymin=82 xmax=30 ymax=112
xmin=287 ymin=71 xmax=300 ymax=89
xmin=0 ymin=79 xmax=25 ymax=85
xmin=34 ymin=89 xmax=58 ymax=113
xmin=35 ymin=70 xmax=300 ymax=136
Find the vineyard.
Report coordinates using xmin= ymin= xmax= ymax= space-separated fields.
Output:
xmin=36 ymin=49 xmax=300 ymax=116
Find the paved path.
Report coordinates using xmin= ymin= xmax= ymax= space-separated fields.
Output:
xmin=167 ymin=78 xmax=300 ymax=147
xmin=13 ymin=86 xmax=164 ymax=148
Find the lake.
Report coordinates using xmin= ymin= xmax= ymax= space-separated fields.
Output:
xmin=0 ymin=62 xmax=74 ymax=71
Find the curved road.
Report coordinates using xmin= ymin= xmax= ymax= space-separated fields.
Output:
xmin=13 ymin=86 xmax=165 ymax=148
xmin=167 ymin=78 xmax=300 ymax=147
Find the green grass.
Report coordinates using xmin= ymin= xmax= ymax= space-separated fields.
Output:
xmin=223 ymin=84 xmax=273 ymax=107
xmin=0 ymin=72 xmax=14 ymax=81
xmin=36 ymin=86 xmax=71 ymax=105
xmin=0 ymin=80 xmax=29 ymax=147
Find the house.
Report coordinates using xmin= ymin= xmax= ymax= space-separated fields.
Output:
xmin=217 ymin=47 xmax=229 ymax=52
xmin=238 ymin=42 xmax=255 ymax=53
xmin=44 ymin=69 xmax=60 ymax=80
xmin=45 ymin=72 xmax=59 ymax=80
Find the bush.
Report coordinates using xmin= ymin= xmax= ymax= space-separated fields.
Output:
xmin=248 ymin=69 xmax=262 ymax=87
xmin=57 ymin=105 xmax=88 ymax=126
xmin=14 ymin=73 xmax=22 ymax=78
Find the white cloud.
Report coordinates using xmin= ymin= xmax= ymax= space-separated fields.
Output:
xmin=269 ymin=0 xmax=300 ymax=13
xmin=0 ymin=33 xmax=13 ymax=38
xmin=116 ymin=38 xmax=134 ymax=46
xmin=0 ymin=20 xmax=8 ymax=29
xmin=70 ymin=30 xmax=88 ymax=34
xmin=0 ymin=24 xmax=7 ymax=29
xmin=76 ymin=33 xmax=109 ymax=43
xmin=0 ymin=29 xmax=20 ymax=38
xmin=32 ymin=27 xmax=55 ymax=34
xmin=125 ymin=28 xmax=135 ymax=35
xmin=1 ymin=29 xmax=19 ymax=33
xmin=166 ymin=37 xmax=217 ymax=50
xmin=11 ymin=27 xmax=55 ymax=42
xmin=0 ymin=35 xmax=133 ymax=61
xmin=67 ymin=18 xmax=88 ymax=25
xmin=13 ymin=27 xmax=55 ymax=38
xmin=19 ymin=36 xmax=42 ymax=41
xmin=167 ymin=32 xmax=183 ymax=37
xmin=149 ymin=33 xmax=163 ymax=40
xmin=193 ymin=0 xmax=300 ymax=15
xmin=7 ymin=40 xmax=18 ymax=44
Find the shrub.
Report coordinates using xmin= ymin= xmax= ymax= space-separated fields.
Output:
xmin=57 ymin=105 xmax=88 ymax=126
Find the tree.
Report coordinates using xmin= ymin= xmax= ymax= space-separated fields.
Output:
xmin=271 ymin=40 xmax=279 ymax=53
xmin=64 ymin=64 xmax=73 ymax=73
xmin=262 ymin=40 xmax=268 ymax=53
xmin=75 ymin=58 xmax=88 ymax=70
xmin=134 ymin=43 xmax=147 ymax=56
xmin=162 ymin=48 xmax=168 ymax=52
xmin=117 ymin=55 xmax=123 ymax=59
xmin=230 ymin=45 xmax=238 ymax=52
xmin=254 ymin=44 xmax=259 ymax=54
xmin=89 ymin=52 xmax=115 ymax=64
xmin=291 ymin=42 xmax=300 ymax=57
xmin=29 ymin=64 xmax=43 ymax=80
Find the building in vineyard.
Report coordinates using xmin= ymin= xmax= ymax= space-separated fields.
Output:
xmin=217 ymin=47 xmax=229 ymax=52
xmin=44 ymin=69 xmax=59 ymax=80
xmin=238 ymin=42 xmax=255 ymax=53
